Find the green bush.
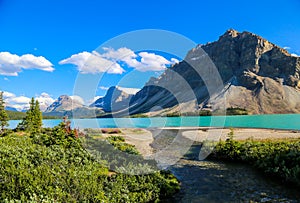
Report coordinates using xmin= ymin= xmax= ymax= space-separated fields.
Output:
xmin=106 ymin=136 xmax=139 ymax=155
xmin=226 ymin=107 xmax=248 ymax=115
xmin=211 ymin=138 xmax=300 ymax=186
xmin=0 ymin=125 xmax=180 ymax=202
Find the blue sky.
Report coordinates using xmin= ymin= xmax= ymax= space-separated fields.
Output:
xmin=0 ymin=0 xmax=300 ymax=110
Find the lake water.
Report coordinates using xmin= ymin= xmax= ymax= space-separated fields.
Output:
xmin=8 ymin=114 xmax=300 ymax=130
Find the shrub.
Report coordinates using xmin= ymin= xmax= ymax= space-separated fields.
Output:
xmin=0 ymin=126 xmax=180 ymax=202
xmin=210 ymin=137 xmax=300 ymax=186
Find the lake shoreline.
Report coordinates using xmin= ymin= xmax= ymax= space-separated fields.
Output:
xmin=8 ymin=114 xmax=300 ymax=130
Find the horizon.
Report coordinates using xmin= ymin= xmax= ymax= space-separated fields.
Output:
xmin=1 ymin=0 xmax=300 ymax=111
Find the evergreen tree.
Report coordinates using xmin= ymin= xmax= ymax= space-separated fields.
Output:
xmin=33 ymin=100 xmax=42 ymax=132
xmin=17 ymin=98 xmax=42 ymax=133
xmin=0 ymin=92 xmax=9 ymax=132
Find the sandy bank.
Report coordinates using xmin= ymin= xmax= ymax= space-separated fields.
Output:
xmin=97 ymin=127 xmax=300 ymax=158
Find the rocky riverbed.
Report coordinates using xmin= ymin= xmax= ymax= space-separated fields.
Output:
xmin=150 ymin=128 xmax=300 ymax=202
xmin=101 ymin=128 xmax=300 ymax=202
xmin=167 ymin=159 xmax=300 ymax=202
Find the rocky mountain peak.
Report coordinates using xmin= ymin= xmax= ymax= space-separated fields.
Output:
xmin=90 ymin=86 xmax=136 ymax=112
xmin=194 ymin=29 xmax=300 ymax=89
xmin=220 ymin=29 xmax=239 ymax=39
xmin=57 ymin=95 xmax=72 ymax=102
xmin=128 ymin=29 xmax=300 ymax=115
xmin=45 ymin=95 xmax=83 ymax=112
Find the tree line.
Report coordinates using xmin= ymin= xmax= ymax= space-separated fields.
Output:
xmin=0 ymin=92 xmax=43 ymax=134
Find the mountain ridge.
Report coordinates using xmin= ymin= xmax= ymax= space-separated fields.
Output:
xmin=90 ymin=86 xmax=137 ymax=112
xmin=126 ymin=29 xmax=300 ymax=115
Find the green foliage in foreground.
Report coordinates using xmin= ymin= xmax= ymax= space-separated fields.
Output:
xmin=0 ymin=125 xmax=179 ymax=202
xmin=210 ymin=138 xmax=300 ymax=186
xmin=106 ymin=136 xmax=140 ymax=155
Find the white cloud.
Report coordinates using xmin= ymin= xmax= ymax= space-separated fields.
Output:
xmin=3 ymin=92 xmax=31 ymax=111
xmin=70 ymin=95 xmax=85 ymax=105
xmin=101 ymin=48 xmax=177 ymax=72
xmin=291 ymin=53 xmax=299 ymax=57
xmin=171 ymin=58 xmax=179 ymax=64
xmin=3 ymin=91 xmax=55 ymax=112
xmin=59 ymin=51 xmax=125 ymax=74
xmin=60 ymin=47 xmax=179 ymax=74
xmin=283 ymin=46 xmax=291 ymax=50
xmin=3 ymin=91 xmax=15 ymax=99
xmin=116 ymin=86 xmax=140 ymax=95
xmin=10 ymin=96 xmax=31 ymax=104
xmin=4 ymin=77 xmax=9 ymax=81
xmin=132 ymin=52 xmax=172 ymax=72
xmin=99 ymin=86 xmax=109 ymax=90
xmin=101 ymin=47 xmax=137 ymax=63
xmin=36 ymin=92 xmax=55 ymax=111
xmin=0 ymin=52 xmax=54 ymax=76
xmin=87 ymin=96 xmax=103 ymax=105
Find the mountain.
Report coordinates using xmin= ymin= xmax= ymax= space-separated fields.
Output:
xmin=127 ymin=29 xmax=300 ymax=115
xmin=5 ymin=106 xmax=18 ymax=112
xmin=45 ymin=95 xmax=83 ymax=112
xmin=90 ymin=86 xmax=139 ymax=112
xmin=44 ymin=95 xmax=104 ymax=118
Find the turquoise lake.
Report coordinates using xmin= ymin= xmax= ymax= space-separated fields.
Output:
xmin=8 ymin=114 xmax=300 ymax=130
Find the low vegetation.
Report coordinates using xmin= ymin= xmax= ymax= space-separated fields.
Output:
xmin=129 ymin=113 xmax=149 ymax=118
xmin=101 ymin=128 xmax=122 ymax=134
xmin=210 ymin=135 xmax=300 ymax=187
xmin=0 ymin=97 xmax=180 ymax=202
xmin=106 ymin=136 xmax=140 ymax=155
xmin=165 ymin=110 xmax=212 ymax=117
xmin=226 ymin=107 xmax=248 ymax=115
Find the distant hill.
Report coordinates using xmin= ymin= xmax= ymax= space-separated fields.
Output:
xmin=6 ymin=110 xmax=26 ymax=120
xmin=5 ymin=106 xmax=18 ymax=112
xmin=6 ymin=110 xmax=59 ymax=120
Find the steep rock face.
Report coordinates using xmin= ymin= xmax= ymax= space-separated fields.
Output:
xmin=200 ymin=29 xmax=300 ymax=89
xmin=129 ymin=29 xmax=300 ymax=114
xmin=90 ymin=86 xmax=136 ymax=112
